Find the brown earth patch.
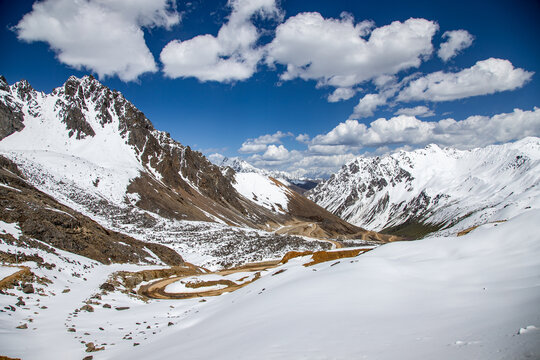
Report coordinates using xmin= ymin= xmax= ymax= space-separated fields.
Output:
xmin=114 ymin=263 xmax=203 ymax=293
xmin=140 ymin=271 xmax=262 ymax=300
xmin=279 ymin=250 xmax=313 ymax=264
xmin=457 ymin=220 xmax=507 ymax=237
xmin=184 ymin=279 xmax=236 ymax=289
xmin=304 ymin=248 xmax=371 ymax=267
xmin=0 ymin=266 xmax=31 ymax=290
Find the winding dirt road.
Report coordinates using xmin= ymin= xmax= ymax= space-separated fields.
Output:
xmin=140 ymin=246 xmax=371 ymax=300
xmin=140 ymin=261 xmax=276 ymax=300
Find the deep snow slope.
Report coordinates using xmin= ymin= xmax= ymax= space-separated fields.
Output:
xmin=308 ymin=138 xmax=540 ymax=236
xmin=233 ymin=172 xmax=293 ymax=214
xmin=107 ymin=210 xmax=539 ymax=360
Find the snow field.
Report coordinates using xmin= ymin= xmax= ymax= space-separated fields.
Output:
xmin=233 ymin=172 xmax=292 ymax=214
xmin=108 ymin=210 xmax=540 ymax=360
xmin=1 ymin=210 xmax=538 ymax=360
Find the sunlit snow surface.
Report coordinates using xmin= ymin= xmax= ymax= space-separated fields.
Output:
xmin=2 ymin=211 xmax=538 ymax=360
xmin=233 ymin=172 xmax=292 ymax=214
xmin=115 ymin=210 xmax=540 ymax=360
xmin=0 ymin=266 xmax=21 ymax=280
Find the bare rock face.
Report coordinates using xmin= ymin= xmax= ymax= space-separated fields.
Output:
xmin=80 ymin=304 xmax=94 ymax=312
xmin=99 ymin=282 xmax=115 ymax=292
xmin=0 ymin=76 xmax=25 ymax=140
xmin=22 ymin=283 xmax=34 ymax=294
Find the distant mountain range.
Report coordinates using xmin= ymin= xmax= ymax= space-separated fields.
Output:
xmin=307 ymin=138 xmax=540 ymax=238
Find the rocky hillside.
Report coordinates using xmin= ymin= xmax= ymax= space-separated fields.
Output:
xmin=308 ymin=138 xmax=540 ymax=238
xmin=0 ymin=75 xmax=390 ymax=244
xmin=0 ymin=155 xmax=183 ymax=265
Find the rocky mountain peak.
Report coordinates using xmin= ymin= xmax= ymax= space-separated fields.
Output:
xmin=11 ymin=79 xmax=36 ymax=102
xmin=0 ymin=75 xmax=251 ymax=224
xmin=0 ymin=75 xmax=9 ymax=92
xmin=0 ymin=76 xmax=25 ymax=141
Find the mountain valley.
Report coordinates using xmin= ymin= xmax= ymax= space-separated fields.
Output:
xmin=0 ymin=75 xmax=538 ymax=360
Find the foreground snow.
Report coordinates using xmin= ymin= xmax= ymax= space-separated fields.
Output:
xmin=1 ymin=210 xmax=539 ymax=359
xmin=0 ymin=266 xmax=21 ymax=280
xmin=114 ymin=210 xmax=540 ymax=360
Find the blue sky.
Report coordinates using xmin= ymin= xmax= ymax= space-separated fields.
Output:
xmin=1 ymin=0 xmax=539 ymax=177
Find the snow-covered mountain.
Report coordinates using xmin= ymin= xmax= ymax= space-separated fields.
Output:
xmin=0 ymin=75 xmax=390 ymax=250
xmin=308 ymin=138 xmax=540 ymax=237
xmin=0 ymin=74 xmax=259 ymax=225
xmin=220 ymin=157 xmax=320 ymax=194
xmin=1 ymin=75 xmax=538 ymax=360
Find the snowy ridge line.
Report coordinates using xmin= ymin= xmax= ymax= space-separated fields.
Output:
xmin=308 ymin=137 xmax=540 ymax=236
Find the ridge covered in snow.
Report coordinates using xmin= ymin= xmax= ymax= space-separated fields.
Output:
xmin=232 ymin=172 xmax=294 ymax=214
xmin=0 ymin=75 xmax=282 ymax=227
xmin=221 ymin=157 xmax=320 ymax=195
xmin=221 ymin=157 xmax=318 ymax=184
xmin=308 ymin=137 xmax=540 ymax=236
xmin=0 ymin=76 xmax=145 ymax=204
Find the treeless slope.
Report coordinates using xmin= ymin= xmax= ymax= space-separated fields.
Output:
xmin=0 ymin=156 xmax=184 ymax=265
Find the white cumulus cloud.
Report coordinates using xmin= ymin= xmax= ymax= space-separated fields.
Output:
xmin=397 ymin=58 xmax=533 ymax=102
xmin=238 ymin=130 xmax=292 ymax=153
xmin=438 ymin=30 xmax=474 ymax=62
xmin=160 ymin=0 xmax=281 ymax=82
xmin=327 ymin=87 xmax=357 ymax=102
xmin=295 ymin=133 xmax=310 ymax=143
xmin=266 ymin=14 xmax=438 ymax=93
xmin=248 ymin=150 xmax=357 ymax=178
xmin=311 ymin=107 xmax=540 ymax=150
xmin=208 ymin=153 xmax=226 ymax=165
xmin=262 ymin=144 xmax=290 ymax=161
xmin=15 ymin=0 xmax=179 ymax=81
xmin=350 ymin=93 xmax=388 ymax=119
xmin=394 ymin=106 xmax=434 ymax=117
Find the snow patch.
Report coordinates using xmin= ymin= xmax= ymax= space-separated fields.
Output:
xmin=233 ymin=172 xmax=292 ymax=214
xmin=0 ymin=220 xmax=22 ymax=239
